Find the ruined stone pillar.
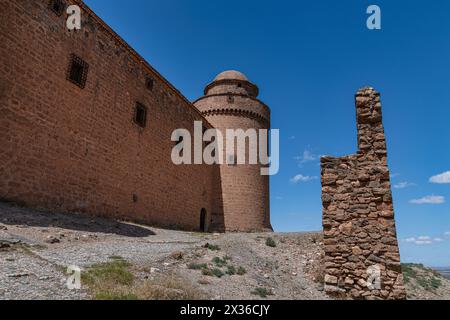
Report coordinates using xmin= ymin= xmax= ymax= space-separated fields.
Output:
xmin=321 ymin=87 xmax=406 ymax=300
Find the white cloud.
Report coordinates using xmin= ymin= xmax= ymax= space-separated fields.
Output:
xmin=290 ymin=174 xmax=318 ymax=184
xmin=415 ymin=240 xmax=433 ymax=245
xmin=403 ymin=235 xmax=445 ymax=245
xmin=393 ymin=181 xmax=416 ymax=189
xmin=294 ymin=149 xmax=318 ymax=166
xmin=429 ymin=171 xmax=450 ymax=184
xmin=410 ymin=195 xmax=445 ymax=205
xmin=445 ymin=231 xmax=450 ymax=237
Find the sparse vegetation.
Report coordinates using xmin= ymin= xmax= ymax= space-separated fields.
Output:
xmin=226 ymin=265 xmax=236 ymax=275
xmin=201 ymin=268 xmax=214 ymax=276
xmin=237 ymin=266 xmax=247 ymax=275
xmin=94 ymin=292 xmax=139 ymax=300
xmin=189 ymin=256 xmax=245 ymax=279
xmin=188 ymin=262 xmax=207 ymax=270
xmin=83 ymin=257 xmax=205 ymax=300
xmin=251 ymin=287 xmax=273 ymax=298
xmin=265 ymin=237 xmax=277 ymax=248
xmin=201 ymin=266 xmax=225 ymax=278
xmin=401 ymin=263 xmax=443 ymax=290
xmin=402 ymin=263 xmax=418 ymax=284
xmin=211 ymin=268 xmax=225 ymax=278
xmin=82 ymin=257 xmax=134 ymax=289
xmin=205 ymin=243 xmax=220 ymax=251
xmin=212 ymin=257 xmax=227 ymax=267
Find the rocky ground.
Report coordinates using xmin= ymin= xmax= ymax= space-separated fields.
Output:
xmin=1 ymin=202 xmax=449 ymax=300
xmin=0 ymin=202 xmax=326 ymax=300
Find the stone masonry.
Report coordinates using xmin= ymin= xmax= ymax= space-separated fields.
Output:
xmin=0 ymin=0 xmax=271 ymax=233
xmin=321 ymin=87 xmax=406 ymax=299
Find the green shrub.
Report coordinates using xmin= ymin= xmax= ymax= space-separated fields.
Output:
xmin=430 ymin=277 xmax=442 ymax=289
xmin=265 ymin=237 xmax=277 ymax=248
xmin=188 ymin=263 xmax=208 ymax=270
xmin=201 ymin=267 xmax=224 ymax=278
xmin=212 ymin=257 xmax=227 ymax=267
xmin=401 ymin=263 xmax=417 ymax=283
xmin=205 ymin=243 xmax=220 ymax=251
xmin=237 ymin=266 xmax=247 ymax=275
xmin=226 ymin=265 xmax=236 ymax=275
xmin=211 ymin=268 xmax=224 ymax=278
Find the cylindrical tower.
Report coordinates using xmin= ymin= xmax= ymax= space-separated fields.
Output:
xmin=194 ymin=70 xmax=272 ymax=232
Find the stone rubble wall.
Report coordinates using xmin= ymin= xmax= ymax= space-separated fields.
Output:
xmin=321 ymin=87 xmax=406 ymax=299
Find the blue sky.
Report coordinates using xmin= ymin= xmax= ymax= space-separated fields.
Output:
xmin=83 ymin=0 xmax=450 ymax=267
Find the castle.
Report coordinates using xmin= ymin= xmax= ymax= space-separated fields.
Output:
xmin=0 ymin=0 xmax=272 ymax=232
xmin=1 ymin=0 xmax=408 ymax=300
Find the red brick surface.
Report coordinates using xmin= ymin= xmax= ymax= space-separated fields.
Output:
xmin=0 ymin=0 xmax=219 ymax=231
xmin=0 ymin=0 xmax=271 ymax=233
xmin=194 ymin=75 xmax=271 ymax=232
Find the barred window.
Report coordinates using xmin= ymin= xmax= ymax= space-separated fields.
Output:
xmin=145 ymin=77 xmax=154 ymax=91
xmin=49 ymin=0 xmax=65 ymax=16
xmin=134 ymin=103 xmax=147 ymax=128
xmin=67 ymin=54 xmax=89 ymax=89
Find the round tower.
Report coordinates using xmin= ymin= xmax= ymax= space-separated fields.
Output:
xmin=194 ymin=70 xmax=272 ymax=232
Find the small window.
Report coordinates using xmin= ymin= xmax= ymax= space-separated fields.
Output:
xmin=227 ymin=95 xmax=234 ymax=103
xmin=49 ymin=0 xmax=65 ymax=16
xmin=237 ymin=83 xmax=242 ymax=88
xmin=67 ymin=54 xmax=89 ymax=89
xmin=145 ymin=77 xmax=154 ymax=91
xmin=134 ymin=103 xmax=147 ymax=128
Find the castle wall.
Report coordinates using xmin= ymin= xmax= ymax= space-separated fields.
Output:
xmin=0 ymin=0 xmax=220 ymax=231
xmin=321 ymin=87 xmax=406 ymax=299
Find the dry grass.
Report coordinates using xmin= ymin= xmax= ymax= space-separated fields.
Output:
xmin=134 ymin=275 xmax=206 ymax=300
xmin=82 ymin=257 xmax=206 ymax=300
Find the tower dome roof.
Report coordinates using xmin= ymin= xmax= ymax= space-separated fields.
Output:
xmin=214 ymin=70 xmax=249 ymax=82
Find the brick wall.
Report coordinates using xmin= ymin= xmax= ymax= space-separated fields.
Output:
xmin=0 ymin=0 xmax=221 ymax=231
xmin=321 ymin=87 xmax=406 ymax=299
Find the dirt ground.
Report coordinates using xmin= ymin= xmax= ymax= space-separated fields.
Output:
xmin=1 ymin=202 xmax=449 ymax=300
xmin=0 ymin=202 xmax=326 ymax=300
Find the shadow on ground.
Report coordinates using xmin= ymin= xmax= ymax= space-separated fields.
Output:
xmin=0 ymin=202 xmax=155 ymax=237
